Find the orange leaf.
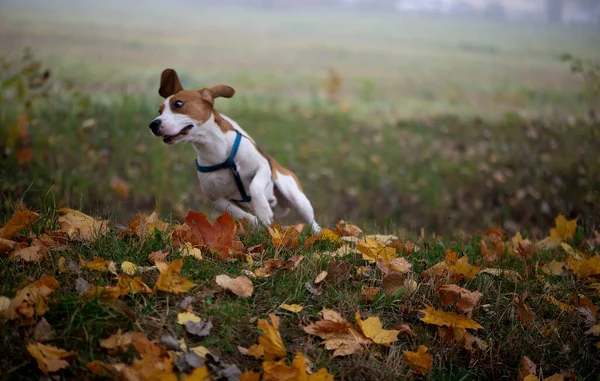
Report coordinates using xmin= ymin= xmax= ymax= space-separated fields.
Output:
xmin=122 ymin=211 xmax=169 ymax=238
xmin=15 ymin=147 xmax=34 ymax=165
xmin=268 ymin=224 xmax=299 ymax=250
xmin=26 ymin=343 xmax=76 ymax=374
xmin=437 ymin=284 xmax=482 ymax=314
xmin=115 ymin=275 xmax=153 ymax=295
xmin=248 ymin=314 xmax=287 ymax=360
xmin=1 ymin=209 xmax=39 ymax=238
xmin=109 ymin=176 xmax=131 ymax=199
xmin=155 ymin=259 xmax=197 ymax=294
xmin=403 ymin=345 xmax=432 ymax=375
xmin=334 ymin=220 xmax=363 ymax=237
xmin=185 ymin=210 xmax=243 ymax=259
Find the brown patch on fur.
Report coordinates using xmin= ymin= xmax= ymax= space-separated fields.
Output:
xmin=251 ymin=144 xmax=302 ymax=191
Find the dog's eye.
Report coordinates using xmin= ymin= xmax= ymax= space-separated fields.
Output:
xmin=174 ymin=100 xmax=184 ymax=108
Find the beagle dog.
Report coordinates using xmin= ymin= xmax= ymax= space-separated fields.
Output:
xmin=149 ymin=69 xmax=321 ymax=233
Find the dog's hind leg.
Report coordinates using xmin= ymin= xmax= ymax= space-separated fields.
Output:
xmin=273 ymin=174 xmax=321 ymax=233
xmin=214 ymin=199 xmax=259 ymax=227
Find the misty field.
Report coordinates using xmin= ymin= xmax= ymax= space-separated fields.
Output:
xmin=1 ymin=1 xmax=600 ymax=381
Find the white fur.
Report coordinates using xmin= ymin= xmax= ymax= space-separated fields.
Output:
xmin=152 ymin=97 xmax=321 ymax=233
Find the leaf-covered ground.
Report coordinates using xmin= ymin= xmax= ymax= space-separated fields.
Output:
xmin=1 ymin=208 xmax=599 ymax=380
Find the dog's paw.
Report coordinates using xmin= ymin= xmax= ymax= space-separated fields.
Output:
xmin=255 ymin=209 xmax=274 ymax=228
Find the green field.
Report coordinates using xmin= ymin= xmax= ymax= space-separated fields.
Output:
xmin=1 ymin=0 xmax=599 ymax=233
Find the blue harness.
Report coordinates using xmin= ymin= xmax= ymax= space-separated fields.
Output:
xmin=195 ymin=130 xmax=252 ymax=203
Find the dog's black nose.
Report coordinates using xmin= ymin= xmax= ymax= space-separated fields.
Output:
xmin=149 ymin=119 xmax=161 ymax=135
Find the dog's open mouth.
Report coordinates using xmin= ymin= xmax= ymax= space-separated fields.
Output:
xmin=163 ymin=124 xmax=193 ymax=143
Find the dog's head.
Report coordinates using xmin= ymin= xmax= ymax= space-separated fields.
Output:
xmin=149 ymin=68 xmax=235 ymax=144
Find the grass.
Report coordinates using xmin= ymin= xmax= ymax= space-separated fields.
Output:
xmin=0 ymin=208 xmax=599 ymax=380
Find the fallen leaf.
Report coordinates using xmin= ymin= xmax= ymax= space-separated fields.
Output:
xmin=56 ymin=208 xmax=108 ymax=241
xmin=334 ymin=220 xmax=363 ymax=237
xmin=10 ymin=245 xmax=48 ymax=262
xmin=280 ymin=304 xmax=303 ymax=313
xmin=567 ymin=255 xmax=600 ymax=279
xmin=0 ymin=296 xmax=10 ymax=313
xmin=240 ymin=370 xmax=261 ymax=381
xmin=100 ymin=329 xmax=133 ymax=355
xmin=314 ymin=271 xmax=328 ymax=284
xmin=478 ymin=268 xmax=523 ymax=282
xmin=360 ymin=286 xmax=380 ymax=301
xmin=83 ymin=256 xmax=114 ymax=273
xmin=517 ymin=356 xmax=536 ymax=381
xmin=215 ymin=275 xmax=253 ymax=298
xmin=422 ymin=262 xmax=450 ymax=282
xmin=110 ymin=176 xmax=131 ymax=199
xmin=446 ymin=252 xmax=480 ymax=280
xmin=183 ymin=211 xmax=243 ymax=259
xmin=247 ymin=314 xmax=286 ymax=360
xmin=26 ymin=342 xmax=76 ymax=374
xmin=181 ymin=366 xmax=210 ymax=381
xmin=355 ymin=311 xmax=399 ymax=345
xmin=178 ymin=311 xmax=202 ymax=325
xmin=85 ymin=285 xmax=123 ymax=302
xmin=268 ymin=224 xmax=299 ymax=250
xmin=185 ymin=320 xmax=213 ymax=337
xmin=437 ymin=284 xmax=482 ymax=314
xmin=305 ymin=280 xmax=322 ymax=296
xmin=149 ymin=249 xmax=169 ymax=263
xmin=418 ymin=305 xmax=483 ymax=330
xmin=325 ymin=260 xmax=353 ymax=285
xmin=155 ymin=259 xmax=197 ymax=294
xmin=586 ymin=324 xmax=600 ymax=336
xmin=86 ymin=360 xmax=118 ymax=377
xmin=0 ymin=237 xmax=19 ymax=254
xmin=34 ymin=318 xmax=56 ymax=342
xmin=121 ymin=211 xmax=169 ymax=238
xmin=1 ymin=210 xmax=39 ymax=238
xmin=75 ymin=277 xmax=92 ymax=295
xmin=121 ymin=261 xmax=138 ymax=275
xmin=543 ymin=295 xmax=574 ymax=312
xmin=7 ymin=276 xmax=59 ymax=324
xmin=254 ymin=259 xmax=284 ymax=279
xmin=382 ymin=272 xmax=417 ymax=296
xmin=115 ymin=275 xmax=153 ymax=295
xmin=403 ymin=345 xmax=432 ymax=375
xmin=550 ymin=214 xmax=577 ymax=242
xmin=544 ymin=374 xmax=566 ymax=381
xmin=357 ymin=237 xmax=397 ymax=264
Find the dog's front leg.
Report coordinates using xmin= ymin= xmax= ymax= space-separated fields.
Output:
xmin=214 ymin=199 xmax=259 ymax=227
xmin=249 ymin=168 xmax=274 ymax=227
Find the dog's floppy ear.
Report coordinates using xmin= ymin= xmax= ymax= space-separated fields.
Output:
xmin=199 ymin=85 xmax=235 ymax=106
xmin=159 ymin=68 xmax=183 ymax=98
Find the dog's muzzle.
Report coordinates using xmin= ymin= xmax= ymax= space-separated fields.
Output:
xmin=149 ymin=119 xmax=161 ymax=135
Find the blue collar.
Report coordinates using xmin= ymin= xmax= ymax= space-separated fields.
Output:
xmin=195 ymin=130 xmax=252 ymax=203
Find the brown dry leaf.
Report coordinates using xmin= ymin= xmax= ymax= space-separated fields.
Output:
xmin=115 ymin=275 xmax=153 ymax=295
xmin=440 ymin=327 xmax=489 ymax=353
xmin=1 ymin=210 xmax=39 ymax=239
xmin=481 ymin=228 xmax=505 ymax=263
xmin=122 ymin=211 xmax=170 ymax=239
xmin=325 ymin=260 xmax=353 ymax=286
xmin=26 ymin=342 xmax=76 ymax=374
xmin=422 ymin=262 xmax=450 ymax=282
xmin=254 ymin=259 xmax=284 ymax=279
xmin=550 ymin=214 xmax=577 ymax=242
xmin=355 ymin=311 xmax=399 ymax=345
xmin=82 ymin=256 xmax=114 ymax=273
xmin=34 ymin=318 xmax=56 ymax=342
xmin=360 ymin=286 xmax=380 ymax=301
xmin=7 ymin=276 xmax=59 ymax=324
xmin=437 ymin=284 xmax=483 ymax=314
xmin=56 ymin=208 xmax=108 ymax=241
xmin=86 ymin=360 xmax=118 ymax=377
xmin=85 ymin=285 xmax=123 ymax=302
xmin=148 ymin=249 xmax=169 ymax=263
xmin=388 ymin=257 xmax=412 ymax=275
xmin=517 ymin=356 xmax=536 ymax=381
xmin=334 ymin=220 xmax=363 ymax=237
xmin=382 ymin=272 xmax=417 ymax=296
xmin=572 ymin=294 xmax=598 ymax=319
xmin=0 ymin=237 xmax=20 ymax=254
xmin=283 ymin=255 xmax=304 ymax=270
xmin=215 ymin=275 xmax=253 ymax=298
xmin=357 ymin=237 xmax=397 ymax=264
xmin=100 ymin=329 xmax=133 ymax=355
xmin=183 ymin=210 xmax=243 ymax=259
xmin=541 ymin=260 xmax=567 ymax=276
xmin=418 ymin=305 xmax=483 ymax=330
xmin=314 ymin=271 xmax=328 ymax=284
xmin=543 ymin=295 xmax=574 ymax=312
xmin=324 ymin=244 xmax=361 ymax=258
xmin=268 ymin=223 xmax=299 ymax=250
xmin=155 ymin=259 xmax=197 ymax=294
xmin=10 ymin=245 xmax=48 ymax=262
xmin=403 ymin=345 xmax=433 ymax=375
xmin=122 ymin=332 xmax=177 ymax=381
xmin=514 ymin=298 xmax=536 ymax=326
xmin=110 ymin=176 xmax=131 ymax=199
xmin=544 ymin=374 xmax=566 ymax=381
xmin=304 ymin=308 xmax=370 ymax=357
xmin=247 ymin=314 xmax=287 ymax=360
xmin=261 ymin=351 xmax=334 ymax=381
xmin=478 ymin=268 xmax=523 ymax=282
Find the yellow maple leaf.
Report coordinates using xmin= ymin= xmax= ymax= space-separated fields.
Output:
xmin=567 ymin=255 xmax=600 ymax=279
xmin=26 ymin=343 xmax=76 ymax=374
xmin=418 ymin=305 xmax=483 ymax=329
xmin=280 ymin=304 xmax=303 ymax=313
xmin=550 ymin=214 xmax=577 ymax=242
xmin=155 ymin=259 xmax=197 ymax=294
xmin=403 ymin=345 xmax=433 ymax=375
xmin=357 ymin=237 xmax=397 ymax=264
xmin=355 ymin=311 xmax=399 ymax=345
xmin=268 ymin=224 xmax=299 ymax=250
xmin=181 ymin=365 xmax=210 ymax=381
xmin=446 ymin=253 xmax=479 ymax=280
xmin=248 ymin=313 xmax=287 ymax=360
